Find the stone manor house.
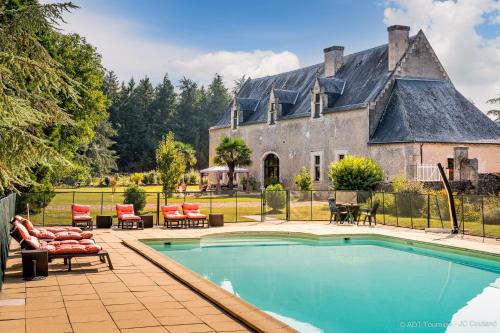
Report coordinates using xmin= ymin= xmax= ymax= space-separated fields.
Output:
xmin=209 ymin=25 xmax=500 ymax=190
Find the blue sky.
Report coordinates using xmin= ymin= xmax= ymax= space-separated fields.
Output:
xmin=80 ymin=0 xmax=390 ymax=65
xmin=60 ymin=0 xmax=500 ymax=112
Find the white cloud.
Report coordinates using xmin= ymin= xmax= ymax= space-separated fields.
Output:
xmin=384 ymin=0 xmax=500 ymax=112
xmin=56 ymin=5 xmax=300 ymax=88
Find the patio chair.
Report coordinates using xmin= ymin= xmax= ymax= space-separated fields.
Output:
xmin=10 ymin=221 xmax=112 ymax=271
xmin=71 ymin=204 xmax=93 ymax=230
xmin=116 ymin=204 xmax=144 ymax=229
xmin=328 ymin=198 xmax=348 ymax=223
xmin=14 ymin=215 xmax=93 ymax=241
xmin=359 ymin=200 xmax=380 ymax=226
xmin=161 ymin=205 xmax=186 ymax=228
xmin=182 ymin=203 xmax=208 ymax=228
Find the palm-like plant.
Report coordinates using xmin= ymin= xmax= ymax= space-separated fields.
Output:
xmin=213 ymin=136 xmax=252 ymax=189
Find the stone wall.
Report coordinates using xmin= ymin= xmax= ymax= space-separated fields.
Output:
xmin=209 ymin=107 xmax=369 ymax=189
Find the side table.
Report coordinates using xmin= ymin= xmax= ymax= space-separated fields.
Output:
xmin=96 ymin=215 xmax=113 ymax=228
xmin=22 ymin=249 xmax=48 ymax=280
xmin=209 ymin=214 xmax=224 ymax=227
xmin=139 ymin=215 xmax=154 ymax=228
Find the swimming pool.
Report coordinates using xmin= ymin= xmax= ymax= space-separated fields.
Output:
xmin=146 ymin=235 xmax=500 ymax=333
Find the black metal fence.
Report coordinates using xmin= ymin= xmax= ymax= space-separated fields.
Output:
xmin=15 ymin=190 xmax=500 ymax=239
xmin=0 ymin=193 xmax=16 ymax=289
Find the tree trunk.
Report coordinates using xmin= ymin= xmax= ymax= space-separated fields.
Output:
xmin=228 ymin=166 xmax=235 ymax=189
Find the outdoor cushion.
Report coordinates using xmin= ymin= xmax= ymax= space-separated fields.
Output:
xmin=183 ymin=203 xmax=202 ymax=215
xmin=54 ymin=231 xmax=85 ymax=241
xmin=116 ymin=204 xmax=134 ymax=215
xmin=30 ymin=228 xmax=56 ymax=240
xmin=119 ymin=213 xmax=142 ymax=221
xmin=50 ymin=239 xmax=95 ymax=246
xmin=161 ymin=205 xmax=182 ymax=214
xmin=81 ymin=231 xmax=93 ymax=239
xmin=13 ymin=221 xmax=31 ymax=241
xmin=46 ymin=227 xmax=83 ymax=233
xmin=186 ymin=213 xmax=207 ymax=219
xmin=73 ymin=214 xmax=92 ymax=221
xmin=15 ymin=215 xmax=34 ymax=231
xmin=165 ymin=214 xmax=186 ymax=220
xmin=72 ymin=204 xmax=91 ymax=218
xmin=51 ymin=243 xmax=101 ymax=255
xmin=23 ymin=236 xmax=41 ymax=250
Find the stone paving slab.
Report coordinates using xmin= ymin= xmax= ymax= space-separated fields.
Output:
xmin=1 ymin=221 xmax=499 ymax=333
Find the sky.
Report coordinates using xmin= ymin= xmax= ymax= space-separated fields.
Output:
xmin=48 ymin=0 xmax=500 ymax=112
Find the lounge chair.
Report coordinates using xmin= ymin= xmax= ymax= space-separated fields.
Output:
xmin=116 ymin=204 xmax=144 ymax=229
xmin=161 ymin=205 xmax=186 ymax=228
xmin=14 ymin=215 xmax=93 ymax=241
xmin=182 ymin=203 xmax=208 ymax=228
xmin=71 ymin=204 xmax=93 ymax=230
xmin=358 ymin=200 xmax=380 ymax=226
xmin=10 ymin=221 xmax=112 ymax=271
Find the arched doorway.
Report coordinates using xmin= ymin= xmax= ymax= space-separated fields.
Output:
xmin=263 ymin=153 xmax=280 ymax=186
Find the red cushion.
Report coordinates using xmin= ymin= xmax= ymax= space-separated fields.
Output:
xmin=43 ymin=244 xmax=56 ymax=254
xmin=13 ymin=221 xmax=31 ymax=241
xmin=50 ymin=239 xmax=95 ymax=246
xmin=161 ymin=205 xmax=181 ymax=214
xmin=84 ymin=244 xmax=101 ymax=253
xmin=165 ymin=214 xmax=186 ymax=220
xmin=15 ymin=215 xmax=35 ymax=231
xmin=53 ymin=244 xmax=87 ymax=254
xmin=73 ymin=215 xmax=92 ymax=221
xmin=22 ymin=236 xmax=41 ymax=250
xmin=81 ymin=231 xmax=93 ymax=239
xmin=30 ymin=228 xmax=56 ymax=240
xmin=54 ymin=232 xmax=83 ymax=241
xmin=116 ymin=204 xmax=135 ymax=219
xmin=119 ymin=213 xmax=141 ymax=221
xmin=186 ymin=213 xmax=207 ymax=219
xmin=46 ymin=227 xmax=83 ymax=233
xmin=72 ymin=204 xmax=90 ymax=215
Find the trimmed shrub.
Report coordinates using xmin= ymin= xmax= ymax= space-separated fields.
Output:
xmin=129 ymin=172 xmax=144 ymax=185
xmin=123 ymin=184 xmax=146 ymax=213
xmin=328 ymin=156 xmax=383 ymax=190
xmin=294 ymin=167 xmax=313 ymax=191
xmin=143 ymin=170 xmax=160 ymax=185
xmin=266 ymin=183 xmax=286 ymax=212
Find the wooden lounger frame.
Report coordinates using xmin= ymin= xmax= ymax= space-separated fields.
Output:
xmin=49 ymin=250 xmax=113 ymax=271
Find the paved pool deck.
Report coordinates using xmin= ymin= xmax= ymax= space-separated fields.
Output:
xmin=1 ymin=222 xmax=499 ymax=333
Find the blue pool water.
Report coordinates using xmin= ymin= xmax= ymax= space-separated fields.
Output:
xmin=147 ymin=236 xmax=500 ymax=333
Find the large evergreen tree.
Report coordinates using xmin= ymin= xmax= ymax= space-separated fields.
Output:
xmin=0 ymin=1 xmax=79 ymax=193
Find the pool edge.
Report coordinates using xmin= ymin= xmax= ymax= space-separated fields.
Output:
xmin=123 ymin=239 xmax=298 ymax=333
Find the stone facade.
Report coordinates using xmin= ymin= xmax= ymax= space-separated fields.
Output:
xmin=209 ymin=25 xmax=500 ymax=190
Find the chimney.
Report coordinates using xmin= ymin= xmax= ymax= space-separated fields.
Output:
xmin=387 ymin=25 xmax=410 ymax=71
xmin=323 ymin=45 xmax=344 ymax=77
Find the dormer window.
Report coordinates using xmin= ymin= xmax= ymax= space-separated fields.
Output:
xmin=231 ymin=106 xmax=238 ymax=130
xmin=313 ymin=93 xmax=321 ymax=118
xmin=269 ymin=103 xmax=276 ymax=125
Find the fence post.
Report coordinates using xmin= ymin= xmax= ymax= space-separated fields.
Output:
xmin=286 ymin=190 xmax=290 ymax=221
xmin=72 ymin=191 xmax=75 ymax=204
xmin=310 ymin=190 xmax=313 ymax=221
xmin=481 ymin=196 xmax=485 ymax=238
xmin=261 ymin=190 xmax=264 ymax=222
xmin=427 ymin=194 xmax=430 ymax=228
xmin=235 ymin=190 xmax=238 ymax=222
xmin=461 ymin=195 xmax=465 ymax=235
xmin=100 ymin=192 xmax=104 ymax=215
xmin=382 ymin=192 xmax=386 ymax=225
xmin=395 ymin=194 xmax=399 ymax=227
xmin=409 ymin=194 xmax=413 ymax=229
xmin=156 ymin=192 xmax=160 ymax=226
xmin=209 ymin=191 xmax=212 ymax=214
xmin=42 ymin=192 xmax=46 ymax=227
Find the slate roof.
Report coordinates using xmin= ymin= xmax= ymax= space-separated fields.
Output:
xmin=369 ymin=78 xmax=500 ymax=144
xmin=318 ymin=77 xmax=345 ymax=95
xmin=237 ymin=98 xmax=259 ymax=112
xmin=212 ymin=41 xmax=395 ymax=129
xmin=274 ymin=89 xmax=299 ymax=104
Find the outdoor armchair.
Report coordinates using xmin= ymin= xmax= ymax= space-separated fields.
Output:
xmin=359 ymin=200 xmax=380 ymax=226
xmin=328 ymin=198 xmax=348 ymax=223
xmin=161 ymin=205 xmax=186 ymax=228
xmin=115 ymin=204 xmax=144 ymax=229
xmin=182 ymin=203 xmax=208 ymax=228
xmin=71 ymin=204 xmax=93 ymax=230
